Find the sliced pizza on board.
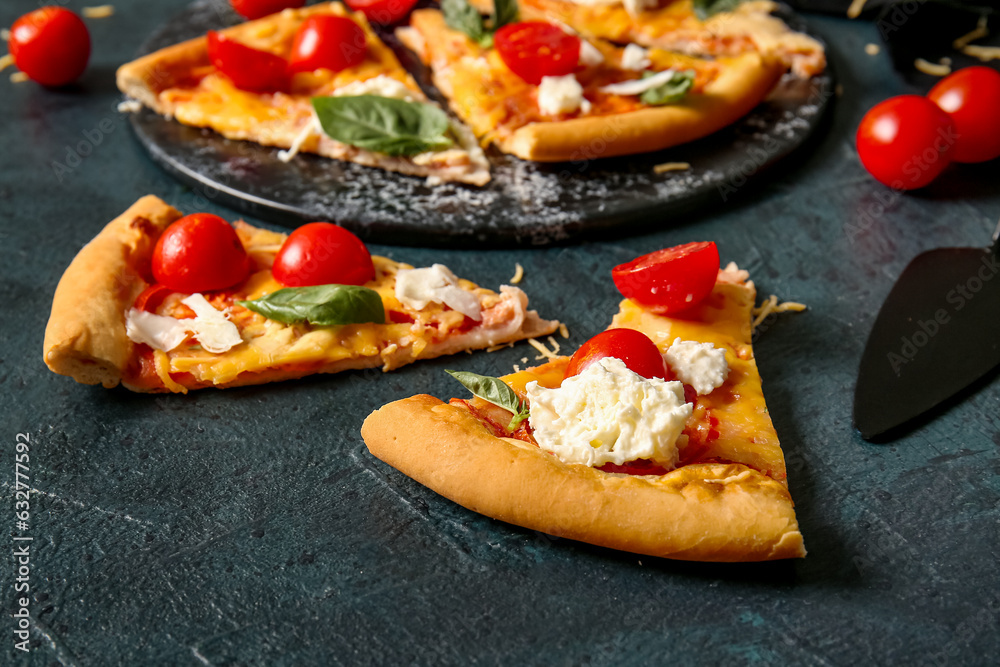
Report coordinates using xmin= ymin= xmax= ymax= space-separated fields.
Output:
xmin=362 ymin=243 xmax=806 ymax=562
xmin=466 ymin=0 xmax=827 ymax=78
xmin=116 ymin=2 xmax=490 ymax=185
xmin=398 ymin=8 xmax=783 ymax=161
xmin=43 ymin=196 xmax=558 ymax=392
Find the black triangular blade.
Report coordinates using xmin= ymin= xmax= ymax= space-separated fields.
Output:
xmin=854 ymin=246 xmax=1000 ymax=439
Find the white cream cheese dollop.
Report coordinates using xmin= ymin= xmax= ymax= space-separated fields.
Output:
xmin=394 ymin=264 xmax=482 ymax=320
xmin=621 ymin=43 xmax=652 ymax=71
xmin=578 ymin=39 xmax=605 ymax=66
xmin=537 ymin=74 xmax=590 ymax=115
xmin=664 ymin=338 xmax=729 ymax=395
xmin=526 ymin=357 xmax=692 ymax=468
xmin=332 ymin=74 xmax=419 ymax=102
xmin=125 ymin=294 xmax=242 ymax=354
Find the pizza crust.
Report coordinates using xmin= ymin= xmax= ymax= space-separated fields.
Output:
xmin=501 ymin=52 xmax=782 ymax=162
xmin=42 ymin=196 xmax=182 ymax=388
xmin=362 ymin=394 xmax=805 ymax=562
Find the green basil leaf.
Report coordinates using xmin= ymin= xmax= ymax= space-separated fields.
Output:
xmin=492 ymin=0 xmax=519 ymax=32
xmin=692 ymin=0 xmax=745 ymax=21
xmin=446 ymin=370 xmax=529 ymax=431
xmin=311 ymin=96 xmax=453 ymax=157
xmin=442 ymin=0 xmax=487 ymax=43
xmin=639 ymin=69 xmax=696 ymax=106
xmin=238 ymin=285 xmax=385 ymax=327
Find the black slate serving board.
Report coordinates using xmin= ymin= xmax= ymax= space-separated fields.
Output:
xmin=129 ymin=0 xmax=835 ymax=246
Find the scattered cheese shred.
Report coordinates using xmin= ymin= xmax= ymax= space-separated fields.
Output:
xmin=117 ymin=99 xmax=143 ymax=113
xmin=486 ymin=342 xmax=514 ymax=353
xmin=1 ymin=29 xmax=10 ymax=42
xmin=864 ymin=43 xmax=880 ymax=56
xmin=528 ymin=337 xmax=558 ymax=361
xmin=751 ymin=295 xmax=807 ymax=332
xmin=953 ymin=15 xmax=989 ymax=50
xmin=558 ymin=323 xmax=569 ymax=339
xmin=510 ymin=263 xmax=524 ymax=284
xmin=278 ymin=116 xmax=319 ymax=162
xmin=82 ymin=5 xmax=115 ymax=18
xmin=847 ymin=0 xmax=868 ymax=20
xmin=513 ymin=364 xmax=522 ymax=373
xmin=10 ymin=71 xmax=29 ymax=83
xmin=653 ymin=162 xmax=691 ymax=174
xmin=914 ymin=58 xmax=951 ymax=76
xmin=546 ymin=336 xmax=561 ymax=356
xmin=962 ymin=44 xmax=1000 ymax=61
xmin=0 ymin=54 xmax=14 ymax=73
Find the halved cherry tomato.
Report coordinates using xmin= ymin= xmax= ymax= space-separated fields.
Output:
xmin=8 ymin=7 xmax=90 ymax=87
xmin=612 ymin=242 xmax=719 ymax=315
xmin=564 ymin=329 xmax=667 ymax=380
xmin=344 ymin=0 xmax=419 ymax=25
xmin=288 ymin=16 xmax=367 ymax=73
xmin=230 ymin=0 xmax=306 ymax=20
xmin=272 ymin=222 xmax=375 ymax=287
xmin=855 ymin=95 xmax=954 ymax=189
xmin=494 ymin=22 xmax=581 ymax=85
xmin=152 ymin=214 xmax=251 ymax=293
xmin=927 ymin=67 xmax=1000 ymax=164
xmin=133 ymin=284 xmax=174 ymax=313
xmin=207 ymin=31 xmax=289 ymax=92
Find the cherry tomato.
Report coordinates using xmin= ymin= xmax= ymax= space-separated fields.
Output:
xmin=288 ymin=16 xmax=367 ymax=73
xmin=344 ymin=0 xmax=419 ymax=25
xmin=207 ymin=31 xmax=289 ymax=92
xmin=230 ymin=0 xmax=306 ymax=20
xmin=494 ymin=22 xmax=581 ymax=85
xmin=564 ymin=329 xmax=667 ymax=380
xmin=7 ymin=7 xmax=90 ymax=87
xmin=272 ymin=223 xmax=375 ymax=287
xmin=611 ymin=242 xmax=719 ymax=315
xmin=152 ymin=214 xmax=251 ymax=293
xmin=133 ymin=284 xmax=174 ymax=313
xmin=927 ymin=67 xmax=1000 ymax=164
xmin=855 ymin=95 xmax=954 ymax=189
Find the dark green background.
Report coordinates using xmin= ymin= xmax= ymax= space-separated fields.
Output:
xmin=3 ymin=1 xmax=998 ymax=665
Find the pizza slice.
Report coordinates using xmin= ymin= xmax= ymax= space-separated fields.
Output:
xmin=116 ymin=2 xmax=490 ymax=185
xmin=398 ymin=8 xmax=782 ymax=162
xmin=467 ymin=0 xmax=827 ymax=78
xmin=361 ymin=243 xmax=806 ymax=562
xmin=43 ymin=196 xmax=559 ymax=392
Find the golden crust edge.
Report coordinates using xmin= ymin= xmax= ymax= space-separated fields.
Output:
xmin=500 ymin=52 xmax=783 ymax=162
xmin=362 ymin=394 xmax=806 ymax=562
xmin=42 ymin=196 xmax=183 ymax=388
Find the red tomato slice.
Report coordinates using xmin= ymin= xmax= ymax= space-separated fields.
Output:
xmin=344 ymin=0 xmax=419 ymax=25
xmin=288 ymin=16 xmax=367 ymax=73
xmin=207 ymin=31 xmax=289 ymax=92
xmin=597 ymin=459 xmax=672 ymax=476
xmin=8 ymin=7 xmax=90 ymax=87
xmin=230 ymin=0 xmax=306 ymax=20
xmin=928 ymin=67 xmax=1000 ymax=164
xmin=564 ymin=329 xmax=667 ymax=380
xmin=152 ymin=214 xmax=251 ymax=294
xmin=855 ymin=95 xmax=954 ymax=189
xmin=272 ymin=222 xmax=375 ymax=287
xmin=611 ymin=242 xmax=719 ymax=315
xmin=133 ymin=285 xmax=174 ymax=313
xmin=494 ymin=22 xmax=581 ymax=85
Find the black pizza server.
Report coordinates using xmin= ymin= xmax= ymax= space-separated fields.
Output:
xmin=854 ymin=219 xmax=1000 ymax=440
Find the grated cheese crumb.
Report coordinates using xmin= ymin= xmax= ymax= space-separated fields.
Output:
xmin=0 ymin=54 xmax=14 ymax=73
xmin=513 ymin=364 xmax=521 ymax=373
xmin=528 ymin=337 xmax=558 ymax=361
xmin=864 ymin=43 xmax=880 ymax=56
xmin=486 ymin=342 xmax=514 ymax=353
xmin=1 ymin=29 xmax=10 ymax=41
xmin=962 ymin=44 xmax=1000 ymax=61
xmin=847 ymin=0 xmax=868 ymax=20
xmin=510 ymin=263 xmax=524 ymax=284
xmin=10 ymin=71 xmax=29 ymax=83
xmin=558 ymin=323 xmax=569 ymax=339
xmin=82 ymin=5 xmax=115 ymax=19
xmin=117 ymin=99 xmax=143 ymax=113
xmin=914 ymin=58 xmax=951 ymax=76
xmin=653 ymin=162 xmax=691 ymax=174
xmin=521 ymin=357 xmax=528 ymax=364
xmin=751 ymin=295 xmax=807 ymax=332
xmin=953 ymin=15 xmax=989 ymax=50
xmin=547 ymin=336 xmax=561 ymax=356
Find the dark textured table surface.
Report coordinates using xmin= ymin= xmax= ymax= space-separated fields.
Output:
xmin=3 ymin=2 xmax=999 ymax=665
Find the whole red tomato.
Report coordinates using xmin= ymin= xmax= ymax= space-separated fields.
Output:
xmin=494 ymin=22 xmax=581 ymax=85
xmin=273 ymin=223 xmax=375 ymax=287
xmin=564 ymin=329 xmax=668 ymax=380
xmin=927 ymin=66 xmax=1000 ymax=164
xmin=7 ymin=7 xmax=90 ymax=87
xmin=207 ymin=31 xmax=289 ymax=92
xmin=856 ymin=95 xmax=955 ymax=189
xmin=288 ymin=16 xmax=367 ymax=73
xmin=152 ymin=214 xmax=251 ymax=293
xmin=344 ymin=0 xmax=419 ymax=25
xmin=230 ymin=0 xmax=306 ymax=20
xmin=611 ymin=242 xmax=719 ymax=315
